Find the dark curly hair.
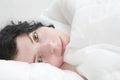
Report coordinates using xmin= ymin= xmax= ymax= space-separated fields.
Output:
xmin=0 ymin=21 xmax=54 ymax=60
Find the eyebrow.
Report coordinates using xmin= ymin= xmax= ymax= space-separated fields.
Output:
xmin=27 ymin=34 xmax=33 ymax=43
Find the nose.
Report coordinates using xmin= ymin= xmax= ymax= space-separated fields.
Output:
xmin=47 ymin=41 xmax=59 ymax=53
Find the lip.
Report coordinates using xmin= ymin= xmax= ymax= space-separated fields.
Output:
xmin=59 ymin=37 xmax=65 ymax=56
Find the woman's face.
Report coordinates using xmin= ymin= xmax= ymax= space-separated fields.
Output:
xmin=14 ymin=27 xmax=69 ymax=67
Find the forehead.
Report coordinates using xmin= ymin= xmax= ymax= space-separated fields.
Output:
xmin=14 ymin=34 xmax=35 ymax=63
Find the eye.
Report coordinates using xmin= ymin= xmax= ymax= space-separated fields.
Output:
xmin=33 ymin=32 xmax=39 ymax=42
xmin=37 ymin=56 xmax=43 ymax=63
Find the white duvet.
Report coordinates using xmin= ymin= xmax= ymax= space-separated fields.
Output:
xmin=64 ymin=0 xmax=120 ymax=80
xmin=65 ymin=44 xmax=120 ymax=80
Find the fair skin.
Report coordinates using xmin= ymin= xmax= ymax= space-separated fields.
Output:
xmin=13 ymin=27 xmax=88 ymax=80
xmin=14 ymin=27 xmax=70 ymax=67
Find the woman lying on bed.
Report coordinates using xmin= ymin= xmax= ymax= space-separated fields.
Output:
xmin=0 ymin=21 xmax=87 ymax=80
xmin=1 ymin=20 xmax=120 ymax=80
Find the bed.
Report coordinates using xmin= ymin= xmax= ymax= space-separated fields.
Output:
xmin=0 ymin=0 xmax=120 ymax=80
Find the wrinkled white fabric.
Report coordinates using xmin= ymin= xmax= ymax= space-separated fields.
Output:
xmin=65 ymin=44 xmax=120 ymax=80
xmin=62 ymin=0 xmax=120 ymax=80
xmin=0 ymin=60 xmax=83 ymax=80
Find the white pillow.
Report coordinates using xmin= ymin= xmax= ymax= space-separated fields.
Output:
xmin=0 ymin=60 xmax=83 ymax=80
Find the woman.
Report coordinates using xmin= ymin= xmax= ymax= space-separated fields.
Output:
xmin=0 ymin=21 xmax=88 ymax=80
xmin=0 ymin=21 xmax=69 ymax=67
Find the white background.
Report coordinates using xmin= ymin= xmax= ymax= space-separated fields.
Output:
xmin=0 ymin=0 xmax=54 ymax=28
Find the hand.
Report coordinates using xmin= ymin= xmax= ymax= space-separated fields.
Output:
xmin=60 ymin=62 xmax=88 ymax=80
xmin=60 ymin=62 xmax=77 ymax=72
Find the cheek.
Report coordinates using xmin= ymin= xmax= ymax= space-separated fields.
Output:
xmin=44 ymin=56 xmax=64 ymax=67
